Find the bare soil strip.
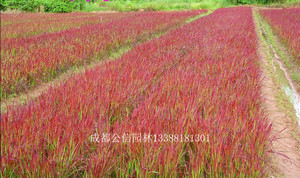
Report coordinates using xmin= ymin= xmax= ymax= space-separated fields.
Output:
xmin=0 ymin=11 xmax=212 ymax=113
xmin=253 ymin=9 xmax=300 ymax=177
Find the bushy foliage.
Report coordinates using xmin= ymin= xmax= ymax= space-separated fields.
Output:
xmin=1 ymin=0 xmax=39 ymax=11
xmin=226 ymin=0 xmax=284 ymax=4
xmin=0 ymin=0 xmax=86 ymax=12
xmin=43 ymin=0 xmax=73 ymax=13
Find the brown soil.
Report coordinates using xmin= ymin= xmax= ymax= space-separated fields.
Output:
xmin=253 ymin=9 xmax=300 ymax=178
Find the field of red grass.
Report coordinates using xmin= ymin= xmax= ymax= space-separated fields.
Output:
xmin=1 ymin=7 xmax=273 ymax=177
xmin=1 ymin=10 xmax=205 ymax=98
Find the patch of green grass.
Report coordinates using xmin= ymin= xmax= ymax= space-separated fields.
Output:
xmin=96 ymin=0 xmax=229 ymax=11
xmin=253 ymin=11 xmax=272 ymax=65
xmin=259 ymin=14 xmax=290 ymax=68
xmin=266 ymin=0 xmax=300 ymax=7
xmin=82 ymin=2 xmax=111 ymax=12
xmin=186 ymin=10 xmax=213 ymax=23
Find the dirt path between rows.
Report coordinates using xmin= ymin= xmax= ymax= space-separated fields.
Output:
xmin=0 ymin=58 xmax=107 ymax=113
xmin=1 ymin=44 xmax=133 ymax=113
xmin=253 ymin=9 xmax=300 ymax=177
xmin=0 ymin=39 xmax=150 ymax=113
xmin=0 ymin=33 xmax=157 ymax=113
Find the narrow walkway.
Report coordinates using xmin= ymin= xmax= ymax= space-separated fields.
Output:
xmin=253 ymin=9 xmax=300 ymax=178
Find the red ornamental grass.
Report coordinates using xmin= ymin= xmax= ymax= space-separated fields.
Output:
xmin=260 ymin=8 xmax=300 ymax=61
xmin=1 ymin=13 xmax=128 ymax=39
xmin=1 ymin=10 xmax=206 ymax=98
xmin=1 ymin=7 xmax=271 ymax=177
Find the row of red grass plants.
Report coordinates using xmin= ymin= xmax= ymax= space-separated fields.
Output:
xmin=1 ymin=10 xmax=206 ymax=98
xmin=1 ymin=7 xmax=271 ymax=177
xmin=259 ymin=8 xmax=300 ymax=61
xmin=1 ymin=12 xmax=99 ymax=25
xmin=1 ymin=13 xmax=135 ymax=39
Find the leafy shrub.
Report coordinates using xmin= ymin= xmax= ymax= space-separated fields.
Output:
xmin=1 ymin=0 xmax=40 ymax=11
xmin=44 ymin=0 xmax=72 ymax=13
xmin=0 ymin=0 xmax=85 ymax=12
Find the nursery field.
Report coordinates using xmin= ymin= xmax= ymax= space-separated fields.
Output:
xmin=1 ymin=10 xmax=205 ymax=98
xmin=1 ymin=13 xmax=135 ymax=39
xmin=1 ymin=7 xmax=300 ymax=177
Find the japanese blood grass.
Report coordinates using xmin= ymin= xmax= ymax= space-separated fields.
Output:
xmin=0 ymin=13 xmax=132 ymax=39
xmin=1 ymin=10 xmax=206 ymax=98
xmin=1 ymin=7 xmax=271 ymax=177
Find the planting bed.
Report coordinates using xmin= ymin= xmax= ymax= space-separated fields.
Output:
xmin=1 ymin=13 xmax=132 ymax=39
xmin=1 ymin=10 xmax=205 ymax=98
xmin=1 ymin=7 xmax=272 ymax=177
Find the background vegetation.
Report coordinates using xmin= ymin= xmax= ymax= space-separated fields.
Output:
xmin=0 ymin=0 xmax=299 ymax=12
xmin=96 ymin=0 xmax=298 ymax=11
xmin=0 ymin=0 xmax=86 ymax=12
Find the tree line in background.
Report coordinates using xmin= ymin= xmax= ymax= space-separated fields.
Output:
xmin=0 ymin=0 xmax=94 ymax=12
xmin=0 ymin=0 xmax=292 ymax=13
